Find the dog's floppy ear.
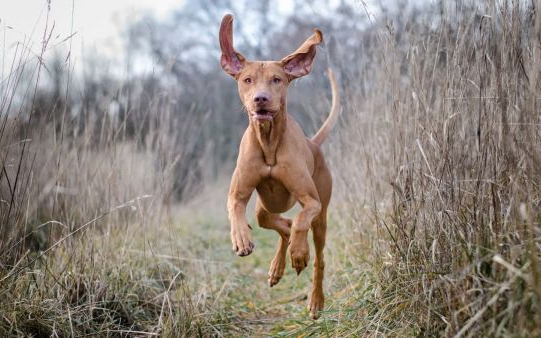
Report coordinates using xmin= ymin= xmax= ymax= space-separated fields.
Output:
xmin=281 ymin=29 xmax=323 ymax=80
xmin=219 ymin=14 xmax=245 ymax=78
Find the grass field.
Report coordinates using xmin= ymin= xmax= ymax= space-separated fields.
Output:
xmin=1 ymin=0 xmax=541 ymax=336
xmin=0 ymin=177 xmax=380 ymax=336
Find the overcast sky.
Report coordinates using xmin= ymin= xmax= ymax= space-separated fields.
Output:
xmin=1 ymin=0 xmax=183 ymax=47
xmin=0 ymin=0 xmax=376 ymax=79
xmin=0 ymin=0 xmax=184 ymax=77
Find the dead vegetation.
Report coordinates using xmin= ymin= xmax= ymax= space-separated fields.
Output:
xmin=1 ymin=0 xmax=540 ymax=336
xmin=324 ymin=1 xmax=541 ymax=336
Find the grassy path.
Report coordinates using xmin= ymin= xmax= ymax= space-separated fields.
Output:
xmin=161 ymin=186 xmax=377 ymax=336
xmin=1 ymin=198 xmax=347 ymax=337
xmin=0 ymin=182 xmax=378 ymax=336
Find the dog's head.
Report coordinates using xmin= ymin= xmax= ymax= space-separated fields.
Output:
xmin=219 ymin=14 xmax=322 ymax=124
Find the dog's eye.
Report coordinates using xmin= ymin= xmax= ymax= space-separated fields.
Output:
xmin=272 ymin=77 xmax=281 ymax=84
xmin=244 ymin=78 xmax=252 ymax=84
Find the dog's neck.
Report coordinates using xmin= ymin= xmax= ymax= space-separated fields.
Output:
xmin=250 ymin=111 xmax=287 ymax=166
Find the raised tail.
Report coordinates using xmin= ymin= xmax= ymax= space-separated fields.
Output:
xmin=311 ymin=68 xmax=340 ymax=146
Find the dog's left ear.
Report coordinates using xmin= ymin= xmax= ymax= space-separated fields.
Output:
xmin=281 ymin=29 xmax=323 ymax=80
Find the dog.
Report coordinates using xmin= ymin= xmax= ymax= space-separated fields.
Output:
xmin=219 ymin=14 xmax=339 ymax=319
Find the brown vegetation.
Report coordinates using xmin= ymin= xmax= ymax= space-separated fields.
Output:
xmin=0 ymin=0 xmax=539 ymax=336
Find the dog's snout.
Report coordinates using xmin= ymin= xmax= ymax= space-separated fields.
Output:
xmin=254 ymin=91 xmax=270 ymax=105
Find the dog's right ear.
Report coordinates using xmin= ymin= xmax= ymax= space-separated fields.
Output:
xmin=219 ymin=14 xmax=245 ymax=78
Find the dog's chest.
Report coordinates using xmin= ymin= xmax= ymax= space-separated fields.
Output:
xmin=256 ymin=177 xmax=294 ymax=213
xmin=259 ymin=166 xmax=282 ymax=193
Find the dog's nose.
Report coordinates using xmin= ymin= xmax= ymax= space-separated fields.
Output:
xmin=254 ymin=91 xmax=270 ymax=104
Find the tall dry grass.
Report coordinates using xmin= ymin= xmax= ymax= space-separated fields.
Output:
xmin=2 ymin=0 xmax=541 ymax=336
xmin=325 ymin=1 xmax=541 ymax=336
xmin=0 ymin=11 xmax=228 ymax=335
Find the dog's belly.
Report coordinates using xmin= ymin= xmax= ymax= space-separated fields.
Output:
xmin=256 ymin=178 xmax=296 ymax=213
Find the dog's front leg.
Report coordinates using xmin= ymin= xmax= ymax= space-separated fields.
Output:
xmin=289 ymin=194 xmax=321 ymax=274
xmin=276 ymin=166 xmax=321 ymax=274
xmin=227 ymin=167 xmax=257 ymax=256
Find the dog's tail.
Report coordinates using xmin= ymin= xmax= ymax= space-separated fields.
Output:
xmin=311 ymin=68 xmax=340 ymax=146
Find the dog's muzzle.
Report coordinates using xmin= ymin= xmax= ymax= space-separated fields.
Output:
xmin=251 ymin=109 xmax=274 ymax=122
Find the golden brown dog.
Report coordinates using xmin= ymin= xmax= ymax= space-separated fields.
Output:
xmin=219 ymin=14 xmax=339 ymax=319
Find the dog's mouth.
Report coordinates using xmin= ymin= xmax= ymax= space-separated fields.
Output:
xmin=251 ymin=109 xmax=274 ymax=122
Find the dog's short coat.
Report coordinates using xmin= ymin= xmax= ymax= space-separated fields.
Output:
xmin=219 ymin=14 xmax=339 ymax=319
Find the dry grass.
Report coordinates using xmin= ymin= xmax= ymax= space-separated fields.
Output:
xmin=316 ymin=1 xmax=541 ymax=336
xmin=1 ymin=0 xmax=541 ymax=337
xmin=0 ymin=13 xmax=226 ymax=335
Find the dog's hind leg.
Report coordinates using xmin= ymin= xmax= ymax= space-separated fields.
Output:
xmin=308 ymin=159 xmax=331 ymax=320
xmin=256 ymin=199 xmax=292 ymax=287
xmin=308 ymin=208 xmax=327 ymax=319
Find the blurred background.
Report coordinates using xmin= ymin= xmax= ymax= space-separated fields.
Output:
xmin=1 ymin=0 xmax=540 ymax=336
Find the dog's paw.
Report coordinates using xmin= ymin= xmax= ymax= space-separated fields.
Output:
xmin=268 ymin=256 xmax=286 ymax=287
xmin=230 ymin=225 xmax=254 ymax=256
xmin=290 ymin=248 xmax=309 ymax=274
xmin=289 ymin=231 xmax=309 ymax=274
xmin=308 ymin=289 xmax=325 ymax=319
